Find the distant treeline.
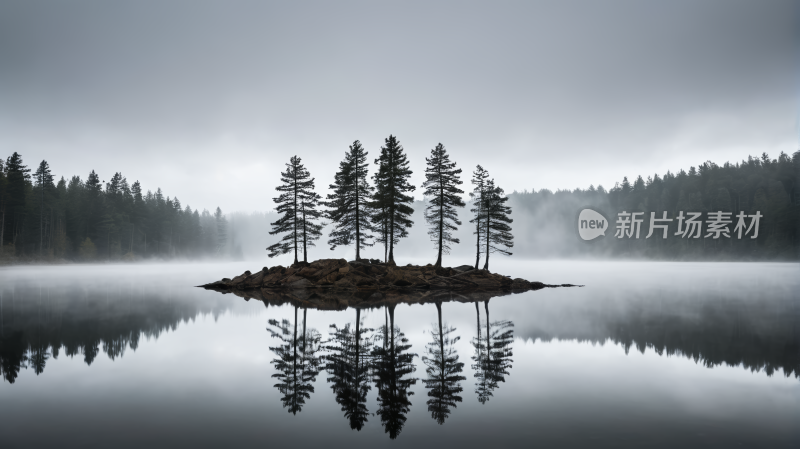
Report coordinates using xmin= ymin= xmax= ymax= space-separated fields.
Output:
xmin=0 ymin=152 xmax=233 ymax=262
xmin=506 ymin=150 xmax=800 ymax=260
xmin=2 ymin=148 xmax=797 ymax=263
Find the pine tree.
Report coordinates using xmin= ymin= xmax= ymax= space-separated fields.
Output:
xmin=0 ymin=158 xmax=7 ymax=254
xmin=325 ymin=140 xmax=375 ymax=260
xmin=34 ymin=160 xmax=55 ymax=257
xmin=423 ymin=144 xmax=465 ymax=267
xmin=370 ymin=135 xmax=415 ymax=264
xmin=469 ymin=165 xmax=490 ymax=269
xmin=214 ymin=207 xmax=227 ymax=256
xmin=267 ymin=156 xmax=324 ymax=264
xmin=482 ymin=179 xmax=513 ymax=271
xmin=4 ymin=153 xmax=31 ymax=248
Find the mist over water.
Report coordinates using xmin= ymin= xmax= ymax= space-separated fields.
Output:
xmin=1 ymin=261 xmax=797 ymax=448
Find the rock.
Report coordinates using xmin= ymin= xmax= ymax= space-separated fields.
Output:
xmin=511 ymin=278 xmax=532 ymax=290
xmin=286 ymin=278 xmax=314 ymax=289
xmin=453 ymin=265 xmax=474 ymax=272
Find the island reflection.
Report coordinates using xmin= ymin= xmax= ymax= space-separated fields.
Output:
xmin=1 ymin=280 xmax=798 ymax=439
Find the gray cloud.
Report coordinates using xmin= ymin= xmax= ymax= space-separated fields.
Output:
xmin=0 ymin=0 xmax=795 ymax=212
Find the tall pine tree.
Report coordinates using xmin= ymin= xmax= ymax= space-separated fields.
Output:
xmin=325 ymin=140 xmax=375 ymax=260
xmin=0 ymin=159 xmax=8 ymax=255
xmin=34 ymin=160 xmax=55 ymax=257
xmin=469 ymin=165 xmax=490 ymax=270
xmin=482 ymin=179 xmax=513 ymax=270
xmin=4 ymin=153 xmax=30 ymax=249
xmin=370 ymin=135 xmax=415 ymax=264
xmin=423 ymin=143 xmax=465 ymax=267
xmin=268 ymin=156 xmax=324 ymax=264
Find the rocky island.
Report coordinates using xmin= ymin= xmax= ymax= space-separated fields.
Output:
xmin=200 ymin=258 xmax=579 ymax=309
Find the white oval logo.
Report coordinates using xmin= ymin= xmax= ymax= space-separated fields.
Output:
xmin=578 ymin=209 xmax=608 ymax=240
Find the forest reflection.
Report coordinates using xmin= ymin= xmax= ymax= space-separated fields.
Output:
xmin=2 ymin=280 xmax=798 ymax=440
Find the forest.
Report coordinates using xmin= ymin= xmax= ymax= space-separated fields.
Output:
xmin=0 ymin=152 xmax=233 ymax=263
xmin=1 ymin=145 xmax=798 ymax=264
xmin=505 ymin=150 xmax=800 ymax=260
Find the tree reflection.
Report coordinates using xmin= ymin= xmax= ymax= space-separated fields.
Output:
xmin=422 ymin=301 xmax=466 ymax=424
xmin=471 ymin=300 xmax=513 ymax=404
xmin=372 ymin=304 xmax=418 ymax=439
xmin=267 ymin=306 xmax=323 ymax=415
xmin=324 ymin=308 xmax=373 ymax=430
xmin=0 ymin=332 xmax=27 ymax=383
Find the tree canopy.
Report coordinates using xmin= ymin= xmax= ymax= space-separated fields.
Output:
xmin=423 ymin=143 xmax=465 ymax=267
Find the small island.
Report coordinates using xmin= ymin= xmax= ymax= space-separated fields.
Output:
xmin=200 ymin=258 xmax=579 ymax=309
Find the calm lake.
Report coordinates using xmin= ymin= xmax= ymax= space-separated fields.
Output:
xmin=1 ymin=261 xmax=798 ymax=448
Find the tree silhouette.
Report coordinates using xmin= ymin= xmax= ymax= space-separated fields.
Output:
xmin=3 ymin=152 xmax=31 ymax=249
xmin=324 ymin=308 xmax=374 ymax=430
xmin=481 ymin=179 xmax=513 ymax=271
xmin=0 ymin=332 xmax=27 ymax=384
xmin=471 ymin=300 xmax=513 ymax=404
xmin=423 ymin=144 xmax=465 ymax=268
xmin=267 ymin=306 xmax=323 ymax=415
xmin=469 ymin=165 xmax=490 ymax=270
xmin=372 ymin=304 xmax=418 ymax=439
xmin=324 ymin=140 xmax=375 ymax=260
xmin=33 ymin=160 xmax=55 ymax=258
xmin=267 ymin=155 xmax=324 ymax=264
xmin=422 ymin=301 xmax=466 ymax=424
xmin=370 ymin=135 xmax=415 ymax=264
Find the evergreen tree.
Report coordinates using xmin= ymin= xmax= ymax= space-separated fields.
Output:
xmin=0 ymin=159 xmax=8 ymax=255
xmin=83 ymin=170 xmax=103 ymax=246
xmin=4 ymin=153 xmax=30 ymax=249
xmin=214 ymin=207 xmax=227 ymax=256
xmin=325 ymin=140 xmax=375 ymax=260
xmin=267 ymin=156 xmax=324 ymax=264
xmin=423 ymin=144 xmax=465 ymax=267
xmin=469 ymin=165 xmax=490 ymax=269
xmin=482 ymin=179 xmax=513 ymax=271
xmin=370 ymin=135 xmax=415 ymax=264
xmin=421 ymin=302 xmax=465 ymax=424
xmin=33 ymin=160 xmax=55 ymax=257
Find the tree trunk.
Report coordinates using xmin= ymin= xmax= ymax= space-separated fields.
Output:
xmin=293 ymin=172 xmax=299 ymax=265
xmin=388 ymin=203 xmax=395 ymax=264
xmin=436 ymin=184 xmax=443 ymax=268
xmin=302 ymin=202 xmax=308 ymax=263
xmin=355 ymin=181 xmax=361 ymax=261
xmin=483 ymin=205 xmax=491 ymax=271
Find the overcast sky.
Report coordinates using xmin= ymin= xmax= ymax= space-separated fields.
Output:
xmin=0 ymin=0 xmax=796 ymax=213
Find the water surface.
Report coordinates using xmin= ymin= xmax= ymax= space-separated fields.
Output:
xmin=1 ymin=261 xmax=798 ymax=448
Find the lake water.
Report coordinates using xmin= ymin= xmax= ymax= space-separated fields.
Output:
xmin=1 ymin=261 xmax=798 ymax=448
